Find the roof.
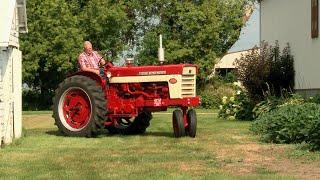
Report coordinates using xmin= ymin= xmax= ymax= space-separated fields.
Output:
xmin=228 ymin=3 xmax=260 ymax=53
xmin=0 ymin=0 xmax=27 ymax=47
xmin=214 ymin=50 xmax=250 ymax=69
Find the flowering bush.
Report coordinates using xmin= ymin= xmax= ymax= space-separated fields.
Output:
xmin=199 ymin=79 xmax=236 ymax=109
xmin=218 ymin=90 xmax=254 ymax=120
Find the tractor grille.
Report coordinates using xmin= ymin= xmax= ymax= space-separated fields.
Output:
xmin=181 ymin=74 xmax=196 ymax=97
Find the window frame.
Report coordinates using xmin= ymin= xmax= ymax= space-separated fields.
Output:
xmin=311 ymin=0 xmax=319 ymax=38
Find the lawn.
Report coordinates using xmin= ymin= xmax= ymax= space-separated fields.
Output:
xmin=1 ymin=110 xmax=320 ymax=179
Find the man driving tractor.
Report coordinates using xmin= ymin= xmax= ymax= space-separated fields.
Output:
xmin=78 ymin=41 xmax=105 ymax=75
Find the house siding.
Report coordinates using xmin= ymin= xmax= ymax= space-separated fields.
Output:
xmin=9 ymin=6 xmax=19 ymax=48
xmin=261 ymin=0 xmax=320 ymax=93
xmin=0 ymin=0 xmax=24 ymax=147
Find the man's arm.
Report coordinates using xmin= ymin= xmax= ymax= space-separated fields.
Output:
xmin=80 ymin=66 xmax=99 ymax=75
xmin=95 ymin=51 xmax=106 ymax=66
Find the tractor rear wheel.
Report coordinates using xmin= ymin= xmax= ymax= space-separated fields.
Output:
xmin=172 ymin=110 xmax=185 ymax=138
xmin=186 ymin=109 xmax=197 ymax=138
xmin=107 ymin=112 xmax=152 ymax=135
xmin=52 ymin=75 xmax=107 ymax=137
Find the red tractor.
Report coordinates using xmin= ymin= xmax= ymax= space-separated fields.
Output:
xmin=52 ymin=36 xmax=200 ymax=138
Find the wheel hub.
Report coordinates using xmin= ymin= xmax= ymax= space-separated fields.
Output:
xmin=62 ymin=89 xmax=91 ymax=129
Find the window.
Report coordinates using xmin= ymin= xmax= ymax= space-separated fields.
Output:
xmin=311 ymin=0 xmax=319 ymax=38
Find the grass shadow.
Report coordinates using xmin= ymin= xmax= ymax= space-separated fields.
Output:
xmin=45 ymin=130 xmax=174 ymax=138
xmin=45 ymin=130 xmax=109 ymax=138
xmin=45 ymin=130 xmax=65 ymax=137
xmin=142 ymin=131 xmax=173 ymax=138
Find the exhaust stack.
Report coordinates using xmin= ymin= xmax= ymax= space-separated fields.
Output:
xmin=158 ymin=34 xmax=165 ymax=64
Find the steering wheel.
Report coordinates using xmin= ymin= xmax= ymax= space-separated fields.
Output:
xmin=98 ymin=50 xmax=113 ymax=68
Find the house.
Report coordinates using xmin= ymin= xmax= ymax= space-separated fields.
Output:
xmin=260 ymin=0 xmax=320 ymax=96
xmin=214 ymin=4 xmax=260 ymax=77
xmin=214 ymin=50 xmax=251 ymax=76
xmin=0 ymin=0 xmax=27 ymax=147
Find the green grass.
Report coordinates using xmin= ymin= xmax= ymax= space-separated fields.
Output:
xmin=22 ymin=111 xmax=52 ymax=115
xmin=0 ymin=111 xmax=319 ymax=179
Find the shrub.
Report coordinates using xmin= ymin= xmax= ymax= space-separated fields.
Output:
xmin=199 ymin=78 xmax=236 ymax=109
xmin=218 ymin=90 xmax=254 ymax=120
xmin=218 ymin=71 xmax=237 ymax=83
xmin=200 ymin=92 xmax=221 ymax=109
xmin=236 ymin=41 xmax=295 ymax=102
xmin=253 ymin=94 xmax=305 ymax=119
xmin=252 ymin=96 xmax=281 ymax=119
xmin=23 ymin=89 xmax=53 ymax=110
xmin=251 ymin=103 xmax=320 ymax=151
xmin=308 ymin=93 xmax=320 ymax=104
xmin=278 ymin=93 xmax=305 ymax=107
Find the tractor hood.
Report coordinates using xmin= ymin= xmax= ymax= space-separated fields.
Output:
xmin=109 ymin=64 xmax=198 ymax=77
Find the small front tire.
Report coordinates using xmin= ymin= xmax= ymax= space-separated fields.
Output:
xmin=172 ymin=110 xmax=185 ymax=138
xmin=186 ymin=109 xmax=197 ymax=138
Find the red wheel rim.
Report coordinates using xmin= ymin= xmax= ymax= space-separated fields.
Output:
xmin=60 ymin=88 xmax=92 ymax=130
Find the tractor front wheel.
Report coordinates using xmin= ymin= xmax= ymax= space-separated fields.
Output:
xmin=172 ymin=110 xmax=185 ymax=138
xmin=52 ymin=75 xmax=107 ymax=137
xmin=186 ymin=109 xmax=197 ymax=138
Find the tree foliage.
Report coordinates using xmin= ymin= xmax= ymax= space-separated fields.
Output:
xmin=132 ymin=0 xmax=250 ymax=83
xmin=21 ymin=0 xmax=84 ymax=108
xmin=236 ymin=42 xmax=295 ymax=102
xmin=21 ymin=0 xmax=129 ymax=109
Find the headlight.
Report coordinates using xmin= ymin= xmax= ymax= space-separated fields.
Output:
xmin=106 ymin=71 xmax=112 ymax=78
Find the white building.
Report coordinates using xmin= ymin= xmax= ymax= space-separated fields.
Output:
xmin=0 ymin=0 xmax=27 ymax=147
xmin=214 ymin=50 xmax=251 ymax=76
xmin=260 ymin=0 xmax=320 ymax=96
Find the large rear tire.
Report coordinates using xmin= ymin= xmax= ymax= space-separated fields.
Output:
xmin=52 ymin=75 xmax=107 ymax=137
xmin=107 ymin=112 xmax=152 ymax=135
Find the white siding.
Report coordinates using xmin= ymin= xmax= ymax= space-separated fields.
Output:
xmin=261 ymin=0 xmax=320 ymax=91
xmin=0 ymin=0 xmax=16 ymax=47
xmin=0 ymin=48 xmax=14 ymax=145
xmin=0 ymin=48 xmax=22 ymax=146
xmin=12 ymin=48 xmax=22 ymax=139
xmin=0 ymin=0 xmax=24 ymax=147
xmin=9 ymin=6 xmax=20 ymax=48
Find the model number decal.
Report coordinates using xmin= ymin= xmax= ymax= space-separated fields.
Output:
xmin=154 ymin=99 xmax=162 ymax=106
xmin=139 ymin=71 xmax=166 ymax=75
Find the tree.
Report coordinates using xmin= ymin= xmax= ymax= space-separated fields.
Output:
xmin=21 ymin=0 xmax=84 ymax=109
xmin=131 ymin=0 xmax=251 ymax=85
xmin=21 ymin=0 xmax=130 ymax=109
xmin=79 ymin=0 xmax=131 ymax=58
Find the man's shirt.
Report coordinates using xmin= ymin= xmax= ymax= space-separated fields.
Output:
xmin=78 ymin=51 xmax=102 ymax=69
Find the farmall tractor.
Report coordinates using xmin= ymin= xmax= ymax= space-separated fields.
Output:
xmin=52 ymin=35 xmax=200 ymax=138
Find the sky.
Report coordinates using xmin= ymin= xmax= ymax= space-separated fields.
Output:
xmin=228 ymin=4 xmax=260 ymax=53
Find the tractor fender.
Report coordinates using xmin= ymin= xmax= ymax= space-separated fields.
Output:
xmin=68 ymin=71 xmax=106 ymax=88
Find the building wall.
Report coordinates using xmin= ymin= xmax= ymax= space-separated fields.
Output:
xmin=261 ymin=0 xmax=320 ymax=92
xmin=0 ymin=47 xmax=22 ymax=146
xmin=0 ymin=1 xmax=23 ymax=147
xmin=9 ymin=5 xmax=20 ymax=48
